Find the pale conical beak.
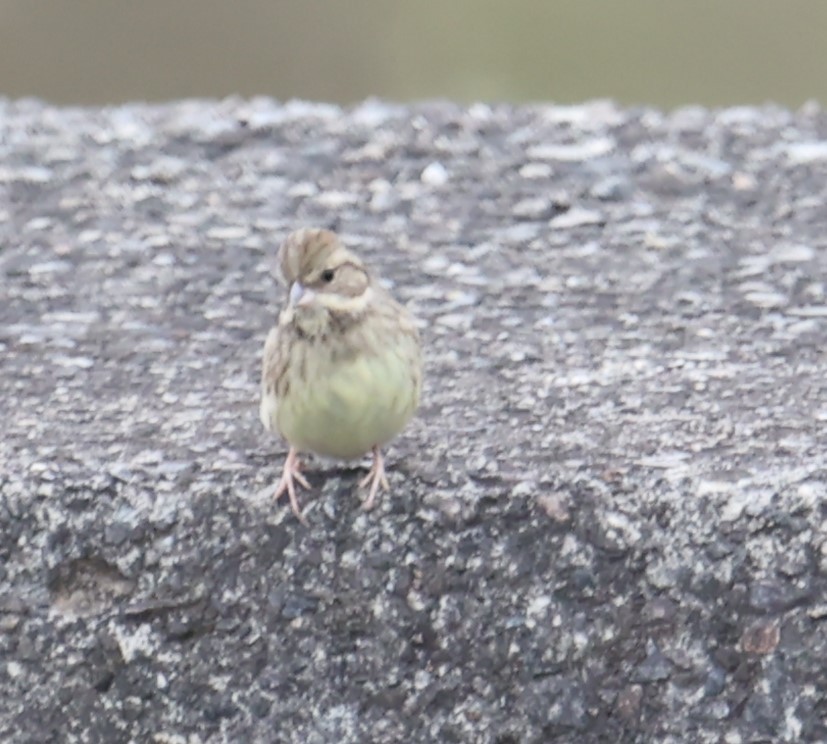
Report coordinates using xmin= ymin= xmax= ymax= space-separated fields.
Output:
xmin=289 ymin=281 xmax=316 ymax=307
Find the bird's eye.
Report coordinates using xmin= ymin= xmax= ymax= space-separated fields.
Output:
xmin=320 ymin=269 xmax=335 ymax=283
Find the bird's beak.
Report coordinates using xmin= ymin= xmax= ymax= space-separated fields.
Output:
xmin=289 ymin=281 xmax=316 ymax=307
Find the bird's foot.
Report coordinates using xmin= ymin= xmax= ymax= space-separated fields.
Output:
xmin=273 ymin=447 xmax=311 ymax=524
xmin=359 ymin=446 xmax=390 ymax=511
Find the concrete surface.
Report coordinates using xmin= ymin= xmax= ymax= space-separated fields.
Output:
xmin=1 ymin=97 xmax=826 ymax=743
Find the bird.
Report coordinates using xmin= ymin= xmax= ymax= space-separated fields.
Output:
xmin=259 ymin=228 xmax=422 ymax=522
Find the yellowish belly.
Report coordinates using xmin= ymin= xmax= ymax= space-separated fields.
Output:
xmin=274 ymin=347 xmax=418 ymax=460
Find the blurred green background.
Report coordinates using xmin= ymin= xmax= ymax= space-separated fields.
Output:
xmin=1 ymin=0 xmax=825 ymax=107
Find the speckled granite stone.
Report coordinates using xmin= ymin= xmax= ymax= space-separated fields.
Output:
xmin=1 ymin=97 xmax=826 ymax=743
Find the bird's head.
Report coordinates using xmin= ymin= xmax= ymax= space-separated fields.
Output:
xmin=277 ymin=228 xmax=373 ymax=329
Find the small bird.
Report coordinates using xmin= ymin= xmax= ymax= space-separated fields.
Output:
xmin=260 ymin=228 xmax=422 ymax=522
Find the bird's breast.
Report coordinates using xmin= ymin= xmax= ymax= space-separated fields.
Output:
xmin=275 ymin=338 xmax=419 ymax=460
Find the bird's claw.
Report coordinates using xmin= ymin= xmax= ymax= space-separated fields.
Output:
xmin=273 ymin=447 xmax=310 ymax=524
xmin=359 ymin=446 xmax=390 ymax=510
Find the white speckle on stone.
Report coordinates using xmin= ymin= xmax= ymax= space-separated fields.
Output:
xmin=536 ymin=493 xmax=571 ymax=523
xmin=350 ymin=99 xmax=403 ymax=127
xmin=288 ymin=181 xmax=318 ymax=198
xmin=559 ymin=535 xmax=580 ymax=559
xmin=732 ymin=172 xmax=758 ymax=191
xmin=796 ymin=481 xmax=826 ymax=504
xmin=519 ymin=162 xmax=553 ymax=179
xmin=716 ymin=106 xmax=763 ymax=126
xmin=445 ymin=260 xmax=483 ymax=282
xmin=43 ymin=310 xmax=100 ymax=325
xmin=647 ymin=560 xmax=680 ymax=590
xmin=513 ymin=197 xmax=551 ymax=220
xmin=782 ymin=704 xmax=803 ymax=741
xmin=510 ymin=481 xmax=534 ymax=498
xmin=114 ymin=623 xmax=158 ymax=664
xmin=735 ymin=255 xmax=771 ymax=277
xmin=435 ymin=312 xmax=472 ymax=331
xmin=209 ymin=674 xmax=231 ymax=693
xmin=24 ymin=217 xmax=53 ymax=231
xmin=527 ymin=137 xmax=615 ymax=161
xmin=151 ymin=252 xmax=176 ymax=267
xmin=131 ymin=157 xmax=187 ymax=183
xmin=423 ymin=255 xmax=450 ymax=274
xmin=539 ymin=101 xmax=623 ymax=129
xmin=235 ymin=96 xmax=287 ymax=128
xmin=78 ymin=229 xmax=103 ymax=244
xmin=443 ymin=289 xmax=479 ymax=310
xmin=206 ymin=226 xmax=248 ymax=241
xmin=315 ymin=191 xmax=359 ymax=208
xmin=573 ymin=631 xmax=590 ymax=651
xmin=0 ymin=165 xmax=53 ymax=183
xmin=414 ymin=669 xmax=432 ymax=690
xmin=53 ymin=355 xmax=95 ymax=369
xmin=743 ymin=289 xmax=786 ymax=309
xmin=679 ymin=151 xmax=732 ymax=178
xmin=421 ymin=161 xmax=449 ymax=186
xmin=369 ymin=188 xmax=395 ymax=212
xmin=526 ymin=594 xmax=552 ymax=624
xmin=549 ymin=208 xmax=604 ymax=229
xmin=697 ymin=476 xmax=738 ymax=497
xmin=721 ymin=723 xmax=741 ymax=741
xmin=497 ymin=223 xmax=541 ymax=243
xmin=603 ymin=510 xmax=641 ymax=544
xmin=808 ymin=604 xmax=827 ymax=620
xmin=786 ymin=319 xmax=819 ymax=336
xmin=407 ymin=589 xmax=427 ymax=612
xmin=770 ymin=243 xmax=814 ymax=263
xmin=786 ymin=141 xmax=827 ymax=164
xmin=789 ymin=306 xmax=827 ymax=317
xmin=638 ymin=451 xmax=690 ymax=469
xmin=468 ymin=102 xmax=493 ymax=120
xmin=29 ymin=260 xmax=71 ymax=275
xmin=720 ymin=489 xmax=773 ymax=522
xmin=371 ymin=594 xmax=388 ymax=620
xmin=282 ymin=99 xmax=341 ymax=120
xmin=503 ymin=266 xmax=541 ymax=288
xmin=644 ymin=232 xmax=680 ymax=251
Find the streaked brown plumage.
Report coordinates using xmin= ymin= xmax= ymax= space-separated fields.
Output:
xmin=260 ymin=228 xmax=422 ymax=522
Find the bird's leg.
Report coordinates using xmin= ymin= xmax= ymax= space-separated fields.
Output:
xmin=273 ymin=447 xmax=311 ymax=524
xmin=359 ymin=445 xmax=390 ymax=510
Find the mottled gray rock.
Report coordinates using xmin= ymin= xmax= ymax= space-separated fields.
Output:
xmin=1 ymin=97 xmax=826 ymax=743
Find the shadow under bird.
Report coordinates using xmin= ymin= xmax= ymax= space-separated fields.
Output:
xmin=259 ymin=228 xmax=423 ymax=522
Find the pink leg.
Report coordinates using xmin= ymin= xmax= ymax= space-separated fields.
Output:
xmin=273 ymin=447 xmax=311 ymax=524
xmin=359 ymin=446 xmax=390 ymax=511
